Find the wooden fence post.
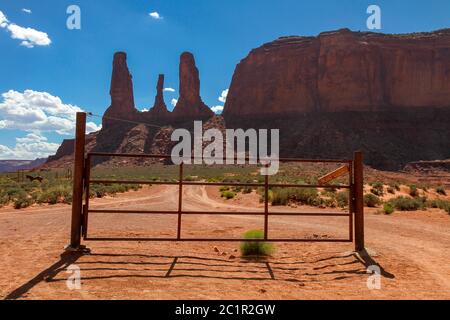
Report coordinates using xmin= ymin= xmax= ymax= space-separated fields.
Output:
xmin=68 ymin=112 xmax=86 ymax=250
xmin=354 ymin=151 xmax=365 ymax=252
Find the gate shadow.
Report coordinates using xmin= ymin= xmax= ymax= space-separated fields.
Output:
xmin=5 ymin=250 xmax=394 ymax=299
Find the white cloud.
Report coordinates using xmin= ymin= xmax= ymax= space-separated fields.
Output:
xmin=164 ymin=87 xmax=175 ymax=92
xmin=7 ymin=24 xmax=51 ymax=48
xmin=149 ymin=12 xmax=163 ymax=20
xmin=211 ymin=105 xmax=224 ymax=114
xmin=0 ymin=11 xmax=9 ymax=28
xmin=218 ymin=89 xmax=229 ymax=103
xmin=0 ymin=10 xmax=51 ymax=48
xmin=0 ymin=133 xmax=60 ymax=160
xmin=140 ymin=108 xmax=149 ymax=112
xmin=22 ymin=8 xmax=32 ymax=14
xmin=171 ymin=98 xmax=178 ymax=107
xmin=0 ymin=90 xmax=101 ymax=135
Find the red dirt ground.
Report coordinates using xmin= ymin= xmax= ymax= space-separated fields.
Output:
xmin=1 ymin=185 xmax=450 ymax=300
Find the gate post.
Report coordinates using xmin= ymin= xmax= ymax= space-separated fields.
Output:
xmin=68 ymin=112 xmax=86 ymax=250
xmin=353 ymin=151 xmax=365 ymax=252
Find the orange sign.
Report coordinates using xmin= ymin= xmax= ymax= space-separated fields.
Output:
xmin=318 ymin=165 xmax=350 ymax=185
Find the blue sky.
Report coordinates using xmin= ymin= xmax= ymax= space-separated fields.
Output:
xmin=0 ymin=0 xmax=449 ymax=159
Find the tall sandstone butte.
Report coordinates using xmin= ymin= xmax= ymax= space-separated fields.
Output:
xmin=172 ymin=52 xmax=214 ymax=120
xmin=103 ymin=52 xmax=138 ymax=127
xmin=223 ymin=28 xmax=450 ymax=118
xmin=147 ymin=74 xmax=170 ymax=119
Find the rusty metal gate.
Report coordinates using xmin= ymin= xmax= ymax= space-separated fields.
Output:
xmin=68 ymin=113 xmax=364 ymax=251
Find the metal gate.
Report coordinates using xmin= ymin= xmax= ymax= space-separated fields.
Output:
xmin=68 ymin=113 xmax=364 ymax=251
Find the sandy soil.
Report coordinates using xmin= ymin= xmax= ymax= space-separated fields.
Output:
xmin=1 ymin=185 xmax=450 ymax=300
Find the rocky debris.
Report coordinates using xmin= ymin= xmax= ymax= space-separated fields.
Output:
xmin=172 ymin=52 xmax=214 ymax=121
xmin=103 ymin=52 xmax=139 ymax=127
xmin=213 ymin=246 xmax=220 ymax=253
xmin=228 ymin=255 xmax=236 ymax=260
xmin=223 ymin=28 xmax=450 ymax=118
xmin=148 ymin=74 xmax=170 ymax=119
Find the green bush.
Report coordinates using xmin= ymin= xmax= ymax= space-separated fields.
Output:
xmin=436 ymin=186 xmax=447 ymax=196
xmin=426 ymin=199 xmax=450 ymax=213
xmin=240 ymin=230 xmax=274 ymax=257
xmin=270 ymin=187 xmax=320 ymax=206
xmin=388 ymin=196 xmax=424 ymax=211
xmin=409 ymin=185 xmax=419 ymax=197
xmin=219 ymin=186 xmax=230 ymax=192
xmin=370 ymin=182 xmax=384 ymax=196
xmin=14 ymin=195 xmax=34 ymax=209
xmin=383 ymin=203 xmax=394 ymax=215
xmin=364 ymin=194 xmax=381 ymax=207
xmin=336 ymin=191 xmax=349 ymax=208
xmin=221 ymin=191 xmax=236 ymax=199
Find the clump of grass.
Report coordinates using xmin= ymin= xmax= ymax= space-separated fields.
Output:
xmin=387 ymin=186 xmax=395 ymax=194
xmin=409 ymin=185 xmax=419 ymax=197
xmin=393 ymin=183 xmax=401 ymax=191
xmin=336 ymin=191 xmax=349 ymax=208
xmin=37 ymin=184 xmax=72 ymax=204
xmin=221 ymin=190 xmax=236 ymax=199
xmin=271 ymin=187 xmax=320 ymax=206
xmin=436 ymin=186 xmax=447 ymax=196
xmin=242 ymin=187 xmax=253 ymax=194
xmin=240 ymin=230 xmax=274 ymax=257
xmin=426 ymin=199 xmax=450 ymax=213
xmin=219 ymin=186 xmax=230 ymax=192
xmin=14 ymin=194 xmax=34 ymax=209
xmin=370 ymin=182 xmax=384 ymax=196
xmin=383 ymin=203 xmax=394 ymax=215
xmin=388 ymin=196 xmax=424 ymax=211
xmin=364 ymin=194 xmax=381 ymax=207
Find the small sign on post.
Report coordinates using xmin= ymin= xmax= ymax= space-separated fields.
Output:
xmin=318 ymin=165 xmax=350 ymax=185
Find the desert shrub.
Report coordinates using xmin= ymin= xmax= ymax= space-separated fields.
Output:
xmin=370 ymin=182 xmax=384 ymax=196
xmin=38 ymin=185 xmax=72 ymax=204
xmin=221 ymin=191 xmax=236 ymax=199
xmin=336 ymin=191 xmax=349 ymax=208
xmin=240 ymin=230 xmax=274 ymax=257
xmin=184 ymin=175 xmax=198 ymax=182
xmin=14 ymin=194 xmax=34 ymax=209
xmin=426 ymin=199 xmax=450 ymax=213
xmin=0 ymin=194 xmax=9 ymax=207
xmin=436 ymin=186 xmax=447 ymax=196
xmin=219 ymin=186 xmax=230 ymax=192
xmin=383 ymin=203 xmax=394 ymax=215
xmin=271 ymin=187 xmax=320 ymax=206
xmin=393 ymin=183 xmax=401 ymax=191
xmin=388 ymin=196 xmax=424 ymax=211
xmin=387 ymin=186 xmax=395 ymax=194
xmin=242 ymin=187 xmax=253 ymax=194
xmin=364 ymin=194 xmax=381 ymax=207
xmin=409 ymin=185 xmax=419 ymax=197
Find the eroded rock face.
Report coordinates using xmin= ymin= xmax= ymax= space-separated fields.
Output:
xmin=103 ymin=52 xmax=138 ymax=127
xmin=223 ymin=28 xmax=450 ymax=118
xmin=148 ymin=74 xmax=170 ymax=118
xmin=172 ymin=52 xmax=214 ymax=120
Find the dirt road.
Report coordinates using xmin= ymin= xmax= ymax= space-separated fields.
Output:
xmin=1 ymin=185 xmax=450 ymax=299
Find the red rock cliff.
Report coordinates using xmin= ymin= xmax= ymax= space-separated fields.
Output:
xmin=223 ymin=28 xmax=450 ymax=117
xmin=172 ymin=52 xmax=214 ymax=120
xmin=103 ymin=52 xmax=138 ymax=126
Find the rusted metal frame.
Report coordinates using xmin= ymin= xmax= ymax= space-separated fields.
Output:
xmin=348 ymin=161 xmax=354 ymax=243
xmin=87 ymin=151 xmax=352 ymax=164
xmin=87 ymin=209 xmax=350 ymax=216
xmin=264 ymin=165 xmax=269 ymax=240
xmin=85 ymin=237 xmax=353 ymax=243
xmin=89 ymin=179 xmax=351 ymax=189
xmin=353 ymin=151 xmax=365 ymax=251
xmin=177 ymin=162 xmax=184 ymax=240
xmin=82 ymin=155 xmax=91 ymax=239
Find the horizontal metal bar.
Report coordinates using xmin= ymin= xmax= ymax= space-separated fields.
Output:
xmin=85 ymin=237 xmax=352 ymax=243
xmin=87 ymin=152 xmax=352 ymax=164
xmin=89 ymin=179 xmax=350 ymax=189
xmin=87 ymin=209 xmax=350 ymax=217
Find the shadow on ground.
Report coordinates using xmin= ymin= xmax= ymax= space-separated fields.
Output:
xmin=4 ymin=249 xmax=394 ymax=299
